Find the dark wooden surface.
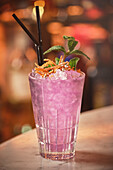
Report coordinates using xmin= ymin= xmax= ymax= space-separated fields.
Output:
xmin=0 ymin=105 xmax=113 ymax=170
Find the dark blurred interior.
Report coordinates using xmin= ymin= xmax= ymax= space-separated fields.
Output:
xmin=0 ymin=0 xmax=113 ymax=143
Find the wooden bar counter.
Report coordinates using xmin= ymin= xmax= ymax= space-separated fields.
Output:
xmin=0 ymin=105 xmax=113 ymax=170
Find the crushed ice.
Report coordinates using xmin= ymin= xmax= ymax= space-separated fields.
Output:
xmin=32 ymin=69 xmax=81 ymax=80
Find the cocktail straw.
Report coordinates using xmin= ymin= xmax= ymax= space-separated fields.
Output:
xmin=12 ymin=14 xmax=43 ymax=65
xmin=35 ymin=4 xmax=44 ymax=65
xmin=35 ymin=44 xmax=43 ymax=65
xmin=12 ymin=14 xmax=39 ymax=46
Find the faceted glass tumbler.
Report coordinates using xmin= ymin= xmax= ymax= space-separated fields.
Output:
xmin=29 ymin=72 xmax=85 ymax=160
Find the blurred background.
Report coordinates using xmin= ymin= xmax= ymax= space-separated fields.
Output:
xmin=0 ymin=0 xmax=113 ymax=143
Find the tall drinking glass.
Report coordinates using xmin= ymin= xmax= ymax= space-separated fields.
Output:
xmin=29 ymin=72 xmax=85 ymax=160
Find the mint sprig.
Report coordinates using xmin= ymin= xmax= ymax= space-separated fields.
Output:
xmin=43 ymin=35 xmax=90 ymax=70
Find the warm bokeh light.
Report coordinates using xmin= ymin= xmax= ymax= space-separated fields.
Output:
xmin=0 ymin=8 xmax=32 ymax=22
xmin=61 ymin=26 xmax=72 ymax=37
xmin=32 ymin=6 xmax=44 ymax=20
xmin=50 ymin=24 xmax=108 ymax=51
xmin=47 ymin=22 xmax=63 ymax=34
xmin=15 ymin=8 xmax=32 ymax=18
xmin=67 ymin=5 xmax=84 ymax=16
xmin=71 ymin=24 xmax=108 ymax=42
xmin=51 ymin=34 xmax=63 ymax=46
xmin=82 ymin=0 xmax=95 ymax=9
xmin=0 ymin=11 xmax=14 ymax=22
xmin=34 ymin=0 xmax=45 ymax=7
xmin=0 ymin=24 xmax=7 ymax=98
xmin=85 ymin=8 xmax=104 ymax=19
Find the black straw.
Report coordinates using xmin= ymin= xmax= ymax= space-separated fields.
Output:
xmin=12 ymin=13 xmax=44 ymax=65
xmin=12 ymin=14 xmax=39 ymax=46
xmin=35 ymin=44 xmax=43 ymax=66
xmin=35 ymin=6 xmax=44 ymax=65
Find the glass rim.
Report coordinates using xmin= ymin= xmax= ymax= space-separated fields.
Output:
xmin=28 ymin=71 xmax=85 ymax=81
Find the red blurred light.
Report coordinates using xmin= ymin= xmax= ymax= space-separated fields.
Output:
xmin=85 ymin=8 xmax=104 ymax=20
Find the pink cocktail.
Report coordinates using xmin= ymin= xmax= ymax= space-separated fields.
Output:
xmin=29 ymin=70 xmax=85 ymax=160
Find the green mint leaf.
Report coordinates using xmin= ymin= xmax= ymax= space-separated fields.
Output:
xmin=63 ymin=35 xmax=75 ymax=40
xmin=55 ymin=57 xmax=60 ymax=65
xmin=68 ymin=40 xmax=78 ymax=52
xmin=43 ymin=46 xmax=66 ymax=55
xmin=69 ymin=57 xmax=80 ymax=70
xmin=70 ymin=50 xmax=90 ymax=60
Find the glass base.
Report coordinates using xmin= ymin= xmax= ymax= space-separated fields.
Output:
xmin=40 ymin=152 xmax=75 ymax=160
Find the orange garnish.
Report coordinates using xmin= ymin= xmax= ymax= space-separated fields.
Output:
xmin=48 ymin=70 xmax=54 ymax=74
xmin=35 ymin=67 xmax=48 ymax=72
xmin=35 ymin=63 xmax=39 ymax=67
xmin=77 ymin=69 xmax=81 ymax=73
xmin=35 ymin=58 xmax=78 ymax=77
xmin=43 ymin=59 xmax=56 ymax=66
xmin=59 ymin=56 xmax=63 ymax=64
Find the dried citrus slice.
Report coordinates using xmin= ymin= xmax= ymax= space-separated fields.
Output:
xmin=34 ymin=1 xmax=45 ymax=7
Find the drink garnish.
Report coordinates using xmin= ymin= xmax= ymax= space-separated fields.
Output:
xmin=34 ymin=35 xmax=90 ymax=77
xmin=35 ymin=57 xmax=70 ymax=77
xmin=43 ymin=35 xmax=90 ymax=61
